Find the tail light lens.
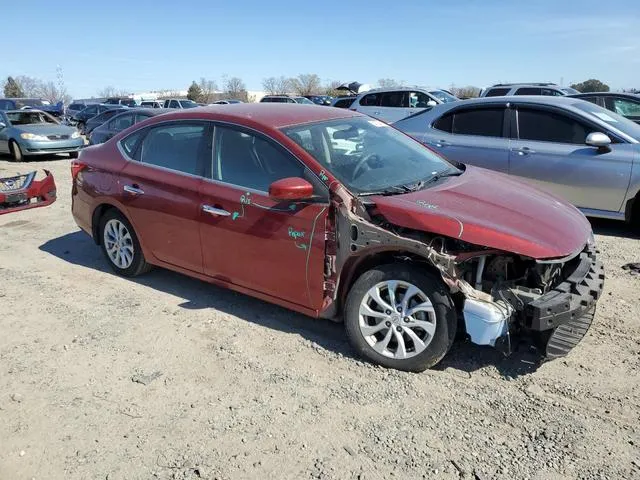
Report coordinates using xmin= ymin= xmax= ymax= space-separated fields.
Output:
xmin=71 ymin=160 xmax=87 ymax=181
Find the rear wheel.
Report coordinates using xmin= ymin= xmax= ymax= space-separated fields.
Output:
xmin=9 ymin=140 xmax=23 ymax=162
xmin=99 ymin=209 xmax=151 ymax=277
xmin=344 ymin=264 xmax=457 ymax=372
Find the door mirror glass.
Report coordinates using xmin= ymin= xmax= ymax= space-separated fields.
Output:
xmin=269 ymin=177 xmax=313 ymax=201
xmin=585 ymin=132 xmax=611 ymax=148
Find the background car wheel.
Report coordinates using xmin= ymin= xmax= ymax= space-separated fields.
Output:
xmin=9 ymin=140 xmax=23 ymax=162
xmin=99 ymin=209 xmax=151 ymax=277
xmin=344 ymin=264 xmax=457 ymax=372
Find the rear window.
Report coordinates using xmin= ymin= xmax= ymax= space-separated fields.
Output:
xmin=443 ymin=108 xmax=504 ymax=137
xmin=484 ymin=88 xmax=510 ymax=97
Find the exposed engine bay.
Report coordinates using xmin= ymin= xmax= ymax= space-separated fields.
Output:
xmin=321 ymin=187 xmax=605 ymax=359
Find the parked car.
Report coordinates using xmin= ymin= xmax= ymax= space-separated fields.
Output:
xmin=1 ymin=170 xmax=57 ymax=214
xmin=89 ymin=108 xmax=167 ymax=145
xmin=104 ymin=97 xmax=137 ymax=107
xmin=304 ymin=95 xmax=333 ymax=106
xmin=351 ymin=87 xmax=458 ymax=123
xmin=0 ymin=110 xmax=83 ymax=161
xmin=260 ymin=95 xmax=314 ymax=104
xmin=71 ymin=104 xmax=603 ymax=372
xmin=0 ymin=98 xmax=64 ymax=117
xmin=66 ymin=102 xmax=93 ymax=122
xmin=569 ymin=92 xmax=640 ymax=124
xmin=73 ymin=104 xmax=120 ymax=133
xmin=163 ymin=99 xmax=198 ymax=109
xmin=394 ymin=96 xmax=640 ymax=225
xmin=211 ymin=99 xmax=244 ymax=105
xmin=83 ymin=106 xmax=128 ymax=135
xmin=331 ymin=96 xmax=357 ymax=109
xmin=140 ymin=100 xmax=164 ymax=109
xmin=480 ymin=83 xmax=579 ymax=97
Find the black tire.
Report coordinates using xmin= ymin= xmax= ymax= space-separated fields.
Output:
xmin=98 ymin=209 xmax=151 ymax=277
xmin=9 ymin=140 xmax=23 ymax=162
xmin=344 ymin=264 xmax=457 ymax=372
xmin=69 ymin=151 xmax=79 ymax=159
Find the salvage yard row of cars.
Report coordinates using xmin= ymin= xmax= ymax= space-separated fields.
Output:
xmin=4 ymin=82 xmax=640 ymax=371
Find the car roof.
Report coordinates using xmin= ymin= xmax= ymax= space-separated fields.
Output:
xmin=488 ymin=83 xmax=560 ymax=87
xmin=357 ymin=86 xmax=444 ymax=95
xmin=569 ymin=92 xmax=640 ymax=99
xmin=144 ymin=103 xmax=359 ymax=129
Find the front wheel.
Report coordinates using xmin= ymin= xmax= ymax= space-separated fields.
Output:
xmin=99 ymin=209 xmax=151 ymax=277
xmin=344 ymin=264 xmax=457 ymax=372
xmin=9 ymin=140 xmax=23 ymax=162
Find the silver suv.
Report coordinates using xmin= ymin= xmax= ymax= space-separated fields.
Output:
xmin=480 ymin=83 xmax=579 ymax=97
xmin=351 ymin=86 xmax=459 ymax=123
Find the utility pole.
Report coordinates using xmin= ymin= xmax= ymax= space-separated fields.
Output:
xmin=56 ymin=64 xmax=66 ymax=106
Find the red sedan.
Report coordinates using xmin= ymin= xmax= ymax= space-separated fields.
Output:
xmin=71 ymin=104 xmax=603 ymax=371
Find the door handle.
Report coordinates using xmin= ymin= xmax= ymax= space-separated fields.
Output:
xmin=511 ymin=147 xmax=536 ymax=156
xmin=202 ymin=205 xmax=231 ymax=217
xmin=431 ymin=139 xmax=450 ymax=148
xmin=123 ymin=185 xmax=144 ymax=195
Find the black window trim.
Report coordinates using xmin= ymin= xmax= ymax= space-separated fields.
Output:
xmin=431 ymin=103 xmax=510 ymax=139
xmin=205 ymin=120 xmax=329 ymax=202
xmin=510 ymin=103 xmax=626 ymax=144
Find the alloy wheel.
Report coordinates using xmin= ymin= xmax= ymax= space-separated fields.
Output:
xmin=103 ymin=219 xmax=134 ymax=269
xmin=359 ymin=280 xmax=436 ymax=359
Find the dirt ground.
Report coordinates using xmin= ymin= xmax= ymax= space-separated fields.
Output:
xmin=1 ymin=156 xmax=639 ymax=480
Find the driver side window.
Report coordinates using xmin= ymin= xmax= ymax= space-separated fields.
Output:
xmin=212 ymin=126 xmax=306 ymax=192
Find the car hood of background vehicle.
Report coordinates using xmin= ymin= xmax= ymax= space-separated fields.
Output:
xmin=16 ymin=124 xmax=77 ymax=136
xmin=370 ymin=166 xmax=591 ymax=259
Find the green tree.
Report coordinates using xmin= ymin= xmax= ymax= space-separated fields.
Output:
xmin=4 ymin=76 xmax=23 ymax=97
xmin=570 ymin=79 xmax=610 ymax=93
xmin=187 ymin=81 xmax=203 ymax=102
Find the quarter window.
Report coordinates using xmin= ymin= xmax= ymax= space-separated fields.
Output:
xmin=451 ymin=108 xmax=504 ymax=137
xmin=517 ymin=108 xmax=595 ymax=144
xmin=213 ymin=126 xmax=304 ymax=192
xmin=139 ymin=123 xmax=208 ymax=175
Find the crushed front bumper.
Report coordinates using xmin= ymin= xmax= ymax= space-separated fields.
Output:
xmin=0 ymin=170 xmax=57 ymax=215
xmin=525 ymin=246 xmax=605 ymax=357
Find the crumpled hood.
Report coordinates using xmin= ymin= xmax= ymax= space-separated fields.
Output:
xmin=370 ymin=166 xmax=591 ymax=259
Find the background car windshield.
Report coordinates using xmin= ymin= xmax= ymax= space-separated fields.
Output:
xmin=179 ymin=100 xmax=198 ymax=108
xmin=572 ymin=101 xmax=640 ymax=140
xmin=429 ymin=90 xmax=458 ymax=103
xmin=282 ymin=117 xmax=457 ymax=194
xmin=7 ymin=111 xmax=58 ymax=125
xmin=15 ymin=99 xmax=44 ymax=108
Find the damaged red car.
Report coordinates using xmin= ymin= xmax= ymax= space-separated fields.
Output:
xmin=1 ymin=170 xmax=56 ymax=215
xmin=71 ymin=105 xmax=604 ymax=371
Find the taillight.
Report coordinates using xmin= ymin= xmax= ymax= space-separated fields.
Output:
xmin=71 ymin=160 xmax=87 ymax=181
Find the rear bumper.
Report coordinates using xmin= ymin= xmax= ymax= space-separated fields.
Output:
xmin=525 ymin=246 xmax=604 ymax=332
xmin=0 ymin=170 xmax=57 ymax=215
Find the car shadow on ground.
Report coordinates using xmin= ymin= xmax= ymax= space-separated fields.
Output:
xmin=40 ymin=230 xmax=544 ymax=378
xmin=590 ymin=217 xmax=639 ymax=239
xmin=0 ymin=153 xmax=75 ymax=163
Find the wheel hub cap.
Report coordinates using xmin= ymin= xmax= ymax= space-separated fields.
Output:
xmin=103 ymin=219 xmax=134 ymax=269
xmin=358 ymin=280 xmax=436 ymax=359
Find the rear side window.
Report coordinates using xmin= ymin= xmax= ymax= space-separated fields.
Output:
xmin=451 ymin=108 xmax=504 ymax=137
xmin=433 ymin=113 xmax=453 ymax=132
xmin=333 ymin=98 xmax=355 ymax=108
xmin=380 ymin=91 xmax=407 ymax=107
xmin=517 ymin=108 xmax=595 ymax=144
xmin=484 ymin=88 xmax=510 ymax=97
xmin=515 ymin=87 xmax=542 ymax=95
xmin=109 ymin=113 xmax=135 ymax=131
xmin=359 ymin=93 xmax=379 ymax=106
xmin=139 ymin=123 xmax=208 ymax=175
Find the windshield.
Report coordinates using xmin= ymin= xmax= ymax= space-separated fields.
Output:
xmin=429 ymin=90 xmax=459 ymax=103
xmin=572 ymin=101 xmax=640 ymax=141
xmin=7 ymin=111 xmax=58 ymax=125
xmin=282 ymin=117 xmax=459 ymax=194
xmin=295 ymin=97 xmax=315 ymax=104
xmin=15 ymin=99 xmax=44 ymax=108
xmin=561 ymin=87 xmax=579 ymax=95
xmin=179 ymin=100 xmax=198 ymax=108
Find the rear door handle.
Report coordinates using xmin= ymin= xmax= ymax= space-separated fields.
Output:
xmin=431 ymin=139 xmax=451 ymax=148
xmin=123 ymin=185 xmax=144 ymax=195
xmin=511 ymin=147 xmax=536 ymax=156
xmin=202 ymin=205 xmax=231 ymax=217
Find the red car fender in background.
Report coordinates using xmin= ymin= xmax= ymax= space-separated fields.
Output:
xmin=0 ymin=170 xmax=57 ymax=215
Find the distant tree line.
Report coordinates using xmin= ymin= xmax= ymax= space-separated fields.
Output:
xmin=2 ymin=75 xmax=71 ymax=104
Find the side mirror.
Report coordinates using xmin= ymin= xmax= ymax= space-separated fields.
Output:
xmin=0 ymin=122 xmax=5 ymax=129
xmin=427 ymin=100 xmax=438 ymax=107
xmin=269 ymin=177 xmax=313 ymax=201
xmin=586 ymin=132 xmax=611 ymax=150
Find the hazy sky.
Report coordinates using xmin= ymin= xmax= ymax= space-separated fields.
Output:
xmin=4 ymin=0 xmax=639 ymax=98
